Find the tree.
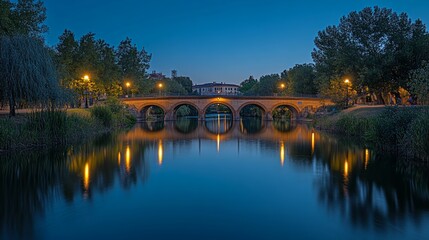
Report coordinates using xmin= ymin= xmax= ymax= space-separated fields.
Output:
xmin=251 ymin=74 xmax=280 ymax=96
xmin=173 ymin=76 xmax=193 ymax=94
xmin=55 ymin=29 xmax=78 ymax=87
xmin=409 ymin=61 xmax=429 ymax=104
xmin=117 ymin=37 xmax=151 ymax=84
xmin=95 ymin=39 xmax=121 ymax=96
xmin=312 ymin=6 xmax=429 ymax=103
xmin=0 ymin=0 xmax=47 ymax=38
xmin=0 ymin=1 xmax=14 ymax=35
xmin=0 ymin=35 xmax=61 ymax=116
xmin=239 ymin=76 xmax=257 ymax=95
xmin=283 ymin=64 xmax=317 ymax=95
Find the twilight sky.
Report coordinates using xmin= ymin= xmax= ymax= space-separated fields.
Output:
xmin=43 ymin=0 xmax=429 ymax=84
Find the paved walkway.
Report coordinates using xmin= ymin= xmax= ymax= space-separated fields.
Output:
xmin=342 ymin=104 xmax=386 ymax=113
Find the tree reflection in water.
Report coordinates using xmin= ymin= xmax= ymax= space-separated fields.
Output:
xmin=239 ymin=117 xmax=264 ymax=134
xmin=1 ymin=120 xmax=429 ymax=238
xmin=140 ymin=121 xmax=164 ymax=132
xmin=174 ymin=118 xmax=198 ymax=133
xmin=0 ymin=134 xmax=150 ymax=239
xmin=314 ymin=135 xmax=429 ymax=231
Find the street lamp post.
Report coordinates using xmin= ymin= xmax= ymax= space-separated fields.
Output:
xmin=83 ymin=75 xmax=90 ymax=108
xmin=158 ymin=83 xmax=163 ymax=96
xmin=125 ymin=82 xmax=131 ymax=98
xmin=344 ymin=79 xmax=350 ymax=107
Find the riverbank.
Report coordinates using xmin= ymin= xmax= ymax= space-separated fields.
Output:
xmin=315 ymin=105 xmax=429 ymax=161
xmin=0 ymin=99 xmax=136 ymax=151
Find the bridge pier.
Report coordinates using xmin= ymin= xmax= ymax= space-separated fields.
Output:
xmin=265 ymin=112 xmax=273 ymax=121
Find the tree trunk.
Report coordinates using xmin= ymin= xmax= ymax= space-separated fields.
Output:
xmin=376 ymin=92 xmax=385 ymax=105
xmin=9 ymin=94 xmax=15 ymax=117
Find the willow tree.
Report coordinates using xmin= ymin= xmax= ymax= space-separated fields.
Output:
xmin=0 ymin=35 xmax=61 ymax=116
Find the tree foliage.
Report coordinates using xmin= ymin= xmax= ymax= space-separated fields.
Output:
xmin=312 ymin=6 xmax=429 ymax=103
xmin=0 ymin=35 xmax=61 ymax=116
xmin=409 ymin=61 xmax=429 ymax=104
xmin=239 ymin=76 xmax=257 ymax=95
xmin=56 ymin=31 xmax=152 ymax=101
xmin=173 ymin=76 xmax=193 ymax=94
xmin=0 ymin=0 xmax=47 ymax=38
xmin=250 ymin=74 xmax=281 ymax=96
xmin=282 ymin=64 xmax=317 ymax=95
xmin=117 ymin=37 xmax=151 ymax=83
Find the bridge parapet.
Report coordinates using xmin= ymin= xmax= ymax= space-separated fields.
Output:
xmin=122 ymin=96 xmax=333 ymax=121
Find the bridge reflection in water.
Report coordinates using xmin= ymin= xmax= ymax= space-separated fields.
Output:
xmin=2 ymin=117 xmax=429 ymax=239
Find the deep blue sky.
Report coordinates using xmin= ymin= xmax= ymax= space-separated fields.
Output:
xmin=43 ymin=0 xmax=429 ymax=84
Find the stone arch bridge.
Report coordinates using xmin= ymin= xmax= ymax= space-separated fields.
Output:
xmin=122 ymin=96 xmax=333 ymax=121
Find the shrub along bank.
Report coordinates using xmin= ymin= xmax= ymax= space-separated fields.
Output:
xmin=0 ymin=98 xmax=136 ymax=151
xmin=316 ymin=106 xmax=429 ymax=161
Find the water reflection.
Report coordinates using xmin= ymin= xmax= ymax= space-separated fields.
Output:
xmin=0 ymin=120 xmax=428 ymax=239
xmin=205 ymin=114 xmax=233 ymax=134
xmin=174 ymin=117 xmax=198 ymax=133
xmin=141 ymin=121 xmax=164 ymax=132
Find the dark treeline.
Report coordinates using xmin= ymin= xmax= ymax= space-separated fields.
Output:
xmin=239 ymin=7 xmax=429 ymax=105
xmin=0 ymin=0 xmax=194 ymax=116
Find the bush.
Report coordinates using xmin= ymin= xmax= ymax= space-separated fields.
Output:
xmin=321 ymin=106 xmax=429 ymax=160
xmin=91 ymin=106 xmax=113 ymax=127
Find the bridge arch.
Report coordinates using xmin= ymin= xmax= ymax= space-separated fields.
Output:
xmin=237 ymin=102 xmax=268 ymax=119
xmin=170 ymin=101 xmax=201 ymax=119
xmin=271 ymin=103 xmax=300 ymax=120
xmin=202 ymin=101 xmax=236 ymax=120
xmin=138 ymin=103 xmax=167 ymax=121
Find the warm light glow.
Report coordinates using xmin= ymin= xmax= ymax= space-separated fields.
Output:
xmin=84 ymin=163 xmax=90 ymax=190
xmin=217 ymin=134 xmax=220 ymax=152
xmin=158 ymin=83 xmax=163 ymax=88
xmin=344 ymin=79 xmax=350 ymax=84
xmin=344 ymin=161 xmax=349 ymax=177
xmin=365 ymin=149 xmax=370 ymax=170
xmin=311 ymin=132 xmax=315 ymax=154
xmin=126 ymin=145 xmax=131 ymax=173
xmin=126 ymin=82 xmax=131 ymax=88
xmin=118 ymin=152 xmax=121 ymax=166
xmin=83 ymin=75 xmax=90 ymax=81
xmin=280 ymin=83 xmax=285 ymax=89
xmin=280 ymin=141 xmax=285 ymax=166
xmin=158 ymin=140 xmax=163 ymax=165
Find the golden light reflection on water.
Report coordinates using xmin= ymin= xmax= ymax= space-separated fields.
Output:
xmin=344 ymin=161 xmax=349 ymax=177
xmin=280 ymin=141 xmax=285 ymax=166
xmin=311 ymin=132 xmax=315 ymax=155
xmin=118 ymin=152 xmax=121 ymax=166
xmin=217 ymin=134 xmax=220 ymax=152
xmin=84 ymin=163 xmax=90 ymax=191
xmin=365 ymin=149 xmax=370 ymax=170
xmin=158 ymin=140 xmax=163 ymax=165
xmin=126 ymin=145 xmax=131 ymax=173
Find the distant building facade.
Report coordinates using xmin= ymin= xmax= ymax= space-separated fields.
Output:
xmin=192 ymin=82 xmax=240 ymax=95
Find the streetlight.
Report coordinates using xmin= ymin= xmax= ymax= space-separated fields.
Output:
xmin=279 ymin=83 xmax=285 ymax=96
xmin=125 ymin=82 xmax=131 ymax=97
xmin=158 ymin=83 xmax=163 ymax=96
xmin=344 ymin=79 xmax=350 ymax=107
xmin=83 ymin=75 xmax=90 ymax=108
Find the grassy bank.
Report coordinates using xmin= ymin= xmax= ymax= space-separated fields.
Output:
xmin=316 ymin=106 xmax=429 ymax=161
xmin=0 ymin=98 xmax=136 ymax=151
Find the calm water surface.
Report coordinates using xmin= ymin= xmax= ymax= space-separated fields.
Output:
xmin=1 ymin=119 xmax=429 ymax=240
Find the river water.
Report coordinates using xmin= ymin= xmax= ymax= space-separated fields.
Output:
xmin=1 ymin=118 xmax=428 ymax=239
